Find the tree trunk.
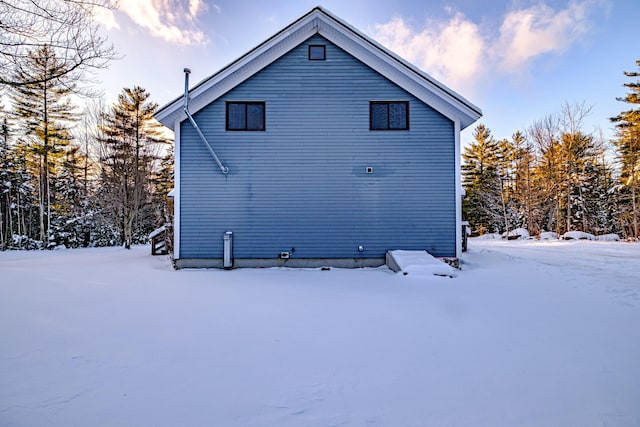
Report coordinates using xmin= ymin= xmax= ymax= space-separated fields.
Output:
xmin=46 ymin=161 xmax=51 ymax=246
xmin=632 ymin=166 xmax=638 ymax=239
xmin=38 ymin=157 xmax=45 ymax=243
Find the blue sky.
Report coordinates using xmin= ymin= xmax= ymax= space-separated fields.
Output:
xmin=94 ymin=0 xmax=640 ymax=144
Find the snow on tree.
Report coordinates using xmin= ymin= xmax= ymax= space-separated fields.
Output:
xmin=611 ymin=59 xmax=640 ymax=239
xmin=462 ymin=124 xmax=505 ymax=234
xmin=97 ymin=86 xmax=170 ymax=249
xmin=10 ymin=45 xmax=78 ymax=246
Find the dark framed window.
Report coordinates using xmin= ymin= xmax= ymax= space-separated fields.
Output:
xmin=226 ymin=102 xmax=265 ymax=131
xmin=309 ymin=45 xmax=326 ymax=61
xmin=370 ymin=101 xmax=409 ymax=130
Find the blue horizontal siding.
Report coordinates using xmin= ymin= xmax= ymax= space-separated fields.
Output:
xmin=180 ymin=34 xmax=455 ymax=259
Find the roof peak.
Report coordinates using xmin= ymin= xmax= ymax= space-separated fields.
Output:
xmin=155 ymin=6 xmax=481 ymax=129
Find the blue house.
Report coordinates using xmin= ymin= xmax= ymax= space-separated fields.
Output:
xmin=155 ymin=7 xmax=481 ymax=269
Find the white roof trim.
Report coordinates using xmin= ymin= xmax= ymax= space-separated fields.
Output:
xmin=155 ymin=6 xmax=481 ymax=130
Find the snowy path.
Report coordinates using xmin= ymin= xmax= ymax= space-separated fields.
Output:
xmin=1 ymin=242 xmax=639 ymax=426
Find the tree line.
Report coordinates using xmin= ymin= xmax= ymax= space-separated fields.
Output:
xmin=1 ymin=1 xmax=638 ymax=249
xmin=0 ymin=0 xmax=172 ymax=250
xmin=463 ymin=60 xmax=640 ymax=239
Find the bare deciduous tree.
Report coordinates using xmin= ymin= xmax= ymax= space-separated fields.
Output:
xmin=0 ymin=0 xmax=118 ymax=90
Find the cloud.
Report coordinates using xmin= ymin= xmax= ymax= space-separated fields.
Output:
xmin=370 ymin=1 xmax=606 ymax=95
xmin=188 ymin=0 xmax=203 ymax=17
xmin=116 ymin=0 xmax=209 ymax=45
xmin=373 ymin=14 xmax=485 ymax=96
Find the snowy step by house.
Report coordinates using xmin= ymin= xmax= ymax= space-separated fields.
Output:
xmin=149 ymin=226 xmax=169 ymax=256
xmin=386 ymin=250 xmax=456 ymax=278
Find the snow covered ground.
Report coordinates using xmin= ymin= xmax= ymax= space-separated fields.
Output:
xmin=1 ymin=239 xmax=639 ymax=426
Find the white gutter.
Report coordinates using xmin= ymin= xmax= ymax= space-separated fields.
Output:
xmin=183 ymin=68 xmax=229 ymax=175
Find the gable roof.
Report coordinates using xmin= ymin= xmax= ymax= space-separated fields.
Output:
xmin=155 ymin=6 xmax=482 ymax=130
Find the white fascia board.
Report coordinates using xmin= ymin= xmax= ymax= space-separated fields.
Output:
xmin=173 ymin=119 xmax=181 ymax=260
xmin=454 ymin=119 xmax=462 ymax=259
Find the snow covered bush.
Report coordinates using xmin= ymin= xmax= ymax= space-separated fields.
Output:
xmin=561 ymin=231 xmax=596 ymax=240
xmin=538 ymin=231 xmax=559 ymax=240
xmin=133 ymin=227 xmax=154 ymax=245
xmin=503 ymin=228 xmax=530 ymax=240
xmin=91 ymin=223 xmax=121 ymax=247
xmin=595 ymin=233 xmax=620 ymax=242
xmin=9 ymin=235 xmax=43 ymax=250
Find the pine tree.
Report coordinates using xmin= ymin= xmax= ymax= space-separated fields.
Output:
xmin=558 ymin=102 xmax=594 ymax=233
xmin=11 ymin=45 xmax=77 ymax=246
xmin=0 ymin=110 xmax=10 ymax=249
xmin=153 ymin=144 xmax=174 ymax=226
xmin=151 ymin=145 xmax=174 ymax=252
xmin=98 ymin=86 xmax=169 ymax=249
xmin=560 ymin=130 xmax=596 ymax=232
xmin=50 ymin=145 xmax=93 ymax=247
xmin=611 ymin=59 xmax=640 ymax=239
xmin=2 ymin=141 xmax=40 ymax=248
xmin=462 ymin=124 xmax=504 ymax=234
xmin=510 ymin=131 xmax=536 ymax=233
xmin=580 ymin=156 xmax=615 ymax=235
xmin=529 ymin=115 xmax=563 ymax=233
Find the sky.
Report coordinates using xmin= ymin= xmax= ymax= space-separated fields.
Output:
xmin=92 ymin=0 xmax=640 ymax=145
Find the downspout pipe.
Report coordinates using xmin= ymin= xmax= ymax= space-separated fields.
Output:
xmin=182 ymin=68 xmax=229 ymax=174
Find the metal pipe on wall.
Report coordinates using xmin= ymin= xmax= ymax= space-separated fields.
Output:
xmin=183 ymin=68 xmax=229 ymax=175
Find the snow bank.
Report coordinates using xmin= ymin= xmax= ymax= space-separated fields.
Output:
xmin=387 ymin=250 xmax=456 ymax=277
xmin=475 ymin=233 xmax=501 ymax=240
xmin=596 ymin=233 xmax=620 ymax=242
xmin=539 ymin=231 xmax=559 ymax=240
xmin=503 ymin=228 xmax=530 ymax=240
xmin=562 ymin=231 xmax=596 ymax=240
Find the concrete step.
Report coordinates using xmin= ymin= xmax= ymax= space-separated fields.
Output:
xmin=386 ymin=250 xmax=456 ymax=277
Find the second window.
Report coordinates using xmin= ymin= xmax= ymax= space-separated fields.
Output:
xmin=226 ymin=102 xmax=265 ymax=131
xmin=370 ymin=101 xmax=409 ymax=130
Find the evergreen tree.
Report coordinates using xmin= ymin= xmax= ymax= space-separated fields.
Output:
xmin=510 ymin=131 xmax=537 ymax=233
xmin=50 ymin=145 xmax=93 ymax=247
xmin=581 ymin=156 xmax=616 ymax=235
xmin=558 ymin=102 xmax=594 ymax=233
xmin=11 ymin=45 xmax=77 ymax=246
xmin=151 ymin=145 xmax=174 ymax=252
xmin=560 ymin=130 xmax=596 ymax=232
xmin=153 ymin=145 xmax=174 ymax=225
xmin=1 ymin=141 xmax=40 ymax=248
xmin=98 ymin=86 xmax=169 ymax=249
xmin=462 ymin=124 xmax=504 ymax=234
xmin=529 ymin=115 xmax=563 ymax=233
xmin=611 ymin=59 xmax=640 ymax=239
xmin=0 ymin=110 xmax=11 ymax=249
